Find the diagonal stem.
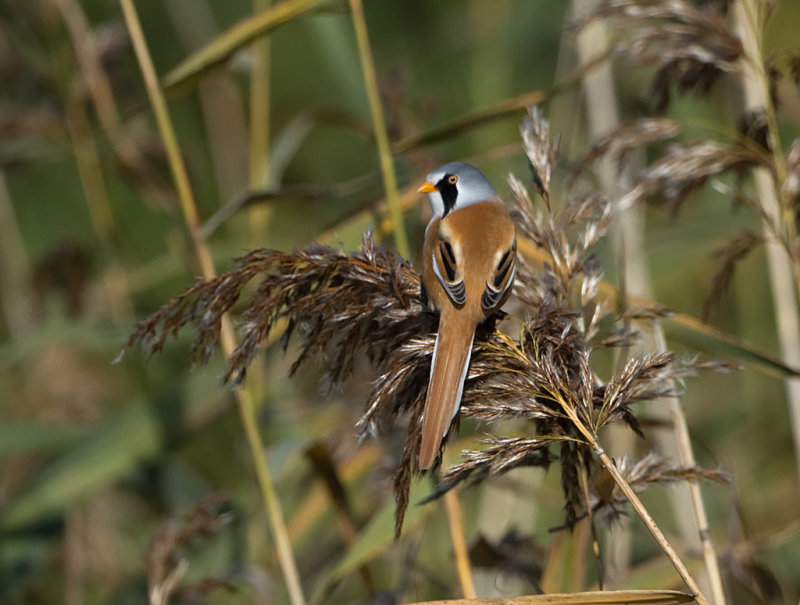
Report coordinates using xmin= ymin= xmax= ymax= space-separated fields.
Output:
xmin=594 ymin=446 xmax=708 ymax=605
xmin=554 ymin=393 xmax=708 ymax=605
xmin=118 ymin=2 xmax=305 ymax=603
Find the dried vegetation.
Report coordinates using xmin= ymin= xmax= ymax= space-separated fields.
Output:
xmin=120 ymin=108 xmax=728 ymax=543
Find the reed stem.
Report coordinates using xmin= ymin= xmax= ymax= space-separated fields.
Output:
xmin=570 ymin=2 xmax=725 ymax=601
xmin=444 ymin=490 xmax=477 ymax=599
xmin=733 ymin=0 xmax=800 ymax=489
xmin=348 ymin=0 xmax=409 ymax=258
xmin=249 ymin=0 xmax=274 ymax=243
xmin=554 ymin=392 xmax=708 ymax=605
xmin=119 ymin=2 xmax=305 ymax=602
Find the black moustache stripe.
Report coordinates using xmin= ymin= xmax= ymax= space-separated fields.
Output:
xmin=437 ymin=175 xmax=458 ymax=216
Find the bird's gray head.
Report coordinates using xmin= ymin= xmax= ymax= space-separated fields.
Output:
xmin=417 ymin=161 xmax=499 ymax=218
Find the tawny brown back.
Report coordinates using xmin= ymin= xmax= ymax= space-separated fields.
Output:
xmin=419 ymin=200 xmax=516 ymax=469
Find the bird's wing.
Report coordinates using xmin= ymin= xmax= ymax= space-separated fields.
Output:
xmin=481 ymin=239 xmax=516 ymax=311
xmin=431 ymin=234 xmax=466 ymax=306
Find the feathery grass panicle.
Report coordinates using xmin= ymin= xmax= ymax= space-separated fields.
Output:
xmin=520 ymin=106 xmax=560 ymax=209
xmin=144 ymin=493 xmax=234 ymax=605
xmin=702 ymin=231 xmax=761 ymax=320
xmin=426 ymin=312 xmax=703 ymax=527
xmin=571 ymin=118 xmax=682 ymax=181
xmin=118 ymin=231 xmax=427 ymax=382
xmin=566 ymin=2 xmax=799 ymax=600
xmin=619 ymin=139 xmax=764 ymax=213
xmin=573 ymin=0 xmax=742 ymax=112
xmin=565 ymin=453 xmax=730 ymax=529
xmin=572 ymin=0 xmax=800 ymax=347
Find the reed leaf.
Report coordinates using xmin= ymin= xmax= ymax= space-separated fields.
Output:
xmin=162 ymin=0 xmax=334 ymax=93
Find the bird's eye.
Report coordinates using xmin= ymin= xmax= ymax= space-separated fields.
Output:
xmin=447 ymin=175 xmax=458 ymax=185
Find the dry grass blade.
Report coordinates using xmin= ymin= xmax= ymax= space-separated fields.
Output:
xmin=407 ymin=588 xmax=695 ymax=604
xmin=162 ymin=0 xmax=332 ymax=93
xmin=391 ymin=91 xmax=547 ymax=155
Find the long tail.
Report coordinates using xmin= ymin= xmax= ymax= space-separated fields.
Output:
xmin=419 ymin=310 xmax=475 ymax=470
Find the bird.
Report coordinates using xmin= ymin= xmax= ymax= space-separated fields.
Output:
xmin=416 ymin=161 xmax=517 ymax=469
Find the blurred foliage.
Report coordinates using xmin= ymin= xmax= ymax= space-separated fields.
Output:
xmin=1 ymin=1 xmax=800 ymax=604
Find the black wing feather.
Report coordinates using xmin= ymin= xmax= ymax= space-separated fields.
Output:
xmin=481 ymin=240 xmax=516 ymax=311
xmin=433 ymin=237 xmax=467 ymax=306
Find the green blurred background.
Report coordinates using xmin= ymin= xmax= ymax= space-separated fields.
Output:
xmin=1 ymin=1 xmax=799 ymax=603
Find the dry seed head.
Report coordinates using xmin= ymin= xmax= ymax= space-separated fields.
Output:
xmin=702 ymin=231 xmax=761 ymax=321
xmin=573 ymin=0 xmax=742 ymax=111
xmin=572 ymin=118 xmax=682 ymax=179
xmin=619 ymin=139 xmax=764 ymax=213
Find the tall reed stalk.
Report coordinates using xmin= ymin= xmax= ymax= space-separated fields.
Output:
xmin=733 ymin=0 xmax=800 ymax=489
xmin=570 ymin=2 xmax=725 ymax=602
xmin=118 ymin=1 xmax=305 ymax=603
xmin=348 ymin=0 xmax=409 ymax=259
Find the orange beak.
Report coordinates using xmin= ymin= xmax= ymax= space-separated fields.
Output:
xmin=417 ymin=181 xmax=437 ymax=194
